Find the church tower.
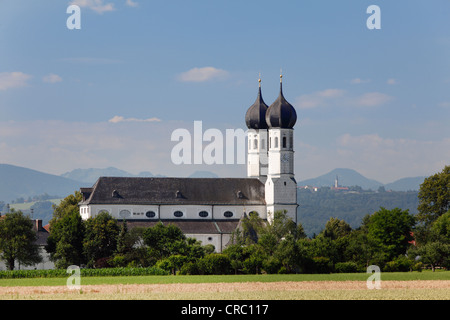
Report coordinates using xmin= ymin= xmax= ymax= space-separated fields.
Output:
xmin=264 ymin=74 xmax=298 ymax=223
xmin=245 ymin=77 xmax=269 ymax=184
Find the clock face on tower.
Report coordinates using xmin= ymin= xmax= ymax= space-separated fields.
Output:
xmin=281 ymin=154 xmax=290 ymax=163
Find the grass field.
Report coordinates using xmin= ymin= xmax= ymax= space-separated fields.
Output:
xmin=0 ymin=271 xmax=449 ymax=300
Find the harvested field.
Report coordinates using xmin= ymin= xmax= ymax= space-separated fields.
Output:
xmin=0 ymin=280 xmax=449 ymax=300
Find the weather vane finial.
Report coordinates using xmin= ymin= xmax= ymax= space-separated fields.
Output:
xmin=280 ymin=68 xmax=283 ymax=83
xmin=258 ymin=72 xmax=261 ymax=87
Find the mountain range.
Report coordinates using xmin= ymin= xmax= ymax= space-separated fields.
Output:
xmin=0 ymin=164 xmax=424 ymax=203
xmin=299 ymin=168 xmax=426 ymax=191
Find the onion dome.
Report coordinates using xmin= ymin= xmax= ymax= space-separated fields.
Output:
xmin=245 ymin=78 xmax=269 ymax=129
xmin=266 ymin=74 xmax=297 ymax=129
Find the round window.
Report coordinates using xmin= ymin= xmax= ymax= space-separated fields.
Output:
xmin=174 ymin=210 xmax=184 ymax=218
xmin=119 ymin=209 xmax=131 ymax=218
xmin=223 ymin=211 xmax=233 ymax=218
xmin=146 ymin=211 xmax=156 ymax=218
xmin=199 ymin=211 xmax=209 ymax=218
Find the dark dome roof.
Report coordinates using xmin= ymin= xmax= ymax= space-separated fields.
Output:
xmin=245 ymin=81 xmax=269 ymax=129
xmin=266 ymin=79 xmax=297 ymax=129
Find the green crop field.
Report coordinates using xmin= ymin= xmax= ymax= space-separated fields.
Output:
xmin=0 ymin=270 xmax=449 ymax=287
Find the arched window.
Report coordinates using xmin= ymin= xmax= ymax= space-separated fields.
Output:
xmin=282 ymin=136 xmax=287 ymax=148
xmin=199 ymin=211 xmax=209 ymax=218
xmin=261 ymin=139 xmax=266 ymax=150
xmin=254 ymin=139 xmax=258 ymax=149
xmin=275 ymin=137 xmax=279 ymax=148
xmin=173 ymin=210 xmax=184 ymax=218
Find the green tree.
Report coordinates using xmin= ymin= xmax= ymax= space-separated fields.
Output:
xmin=367 ymin=207 xmax=415 ymax=262
xmin=321 ymin=217 xmax=352 ymax=240
xmin=142 ymin=222 xmax=187 ymax=260
xmin=46 ymin=210 xmax=85 ymax=269
xmin=408 ymin=210 xmax=450 ymax=271
xmin=50 ymin=191 xmax=83 ymax=222
xmin=0 ymin=210 xmax=42 ymax=270
xmin=411 ymin=241 xmax=450 ymax=272
xmin=83 ymin=211 xmax=120 ymax=267
xmin=417 ymin=165 xmax=450 ymax=226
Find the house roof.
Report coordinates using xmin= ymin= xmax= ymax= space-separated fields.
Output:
xmin=80 ymin=177 xmax=266 ymax=206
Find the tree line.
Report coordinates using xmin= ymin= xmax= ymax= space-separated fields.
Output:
xmin=0 ymin=165 xmax=449 ymax=273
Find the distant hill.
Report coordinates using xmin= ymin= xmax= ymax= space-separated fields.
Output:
xmin=299 ymin=168 xmax=383 ymax=190
xmin=297 ymin=188 xmax=420 ymax=237
xmin=61 ymin=167 xmax=219 ymax=184
xmin=299 ymin=168 xmax=424 ymax=191
xmin=61 ymin=167 xmax=165 ymax=184
xmin=189 ymin=171 xmax=219 ymax=178
xmin=0 ymin=164 xmax=88 ymax=203
xmin=384 ymin=176 xmax=425 ymax=191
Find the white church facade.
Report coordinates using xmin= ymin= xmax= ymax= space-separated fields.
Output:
xmin=79 ymin=75 xmax=298 ymax=252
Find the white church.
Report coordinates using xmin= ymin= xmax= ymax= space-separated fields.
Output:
xmin=79 ymin=75 xmax=298 ymax=252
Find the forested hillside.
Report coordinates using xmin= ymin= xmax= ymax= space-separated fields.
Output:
xmin=297 ymin=188 xmax=419 ymax=236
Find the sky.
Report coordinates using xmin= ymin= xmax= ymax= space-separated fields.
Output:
xmin=0 ymin=0 xmax=449 ymax=184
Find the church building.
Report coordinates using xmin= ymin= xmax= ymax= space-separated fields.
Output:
xmin=78 ymin=75 xmax=298 ymax=252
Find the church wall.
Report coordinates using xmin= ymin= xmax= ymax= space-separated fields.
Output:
xmin=83 ymin=204 xmax=267 ymax=221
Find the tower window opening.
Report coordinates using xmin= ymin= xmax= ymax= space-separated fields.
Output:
xmin=282 ymin=137 xmax=287 ymax=148
xmin=254 ymin=139 xmax=258 ymax=149
xmin=275 ymin=137 xmax=279 ymax=148
xmin=261 ymin=139 xmax=265 ymax=150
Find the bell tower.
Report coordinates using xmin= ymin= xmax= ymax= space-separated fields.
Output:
xmin=264 ymin=73 xmax=298 ymax=223
xmin=245 ymin=77 xmax=269 ymax=184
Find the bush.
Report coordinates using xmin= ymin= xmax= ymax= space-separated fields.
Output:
xmin=383 ymin=255 xmax=413 ymax=272
xmin=334 ymin=262 xmax=359 ymax=273
xmin=179 ymin=262 xmax=200 ymax=275
xmin=0 ymin=266 xmax=169 ymax=279
xmin=197 ymin=254 xmax=232 ymax=275
xmin=262 ymin=256 xmax=282 ymax=274
xmin=312 ymin=257 xmax=333 ymax=274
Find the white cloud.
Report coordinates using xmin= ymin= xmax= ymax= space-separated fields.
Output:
xmin=438 ymin=101 xmax=450 ymax=108
xmin=295 ymin=89 xmax=345 ymax=109
xmin=351 ymin=92 xmax=393 ymax=107
xmin=177 ymin=67 xmax=229 ymax=82
xmin=295 ymin=89 xmax=392 ymax=110
xmin=387 ymin=78 xmax=397 ymax=85
xmin=61 ymin=57 xmax=122 ymax=64
xmin=350 ymin=78 xmax=370 ymax=84
xmin=108 ymin=115 xmax=162 ymax=123
xmin=125 ymin=0 xmax=138 ymax=7
xmin=0 ymin=72 xmax=32 ymax=90
xmin=70 ymin=0 xmax=115 ymax=14
xmin=42 ymin=73 xmax=62 ymax=84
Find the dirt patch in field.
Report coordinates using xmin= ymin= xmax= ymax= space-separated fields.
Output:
xmin=1 ymin=280 xmax=449 ymax=298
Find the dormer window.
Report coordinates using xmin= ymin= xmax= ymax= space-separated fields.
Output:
xmin=175 ymin=190 xmax=183 ymax=198
xmin=237 ymin=190 xmax=244 ymax=199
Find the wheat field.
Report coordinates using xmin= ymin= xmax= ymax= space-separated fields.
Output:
xmin=1 ymin=280 xmax=449 ymax=300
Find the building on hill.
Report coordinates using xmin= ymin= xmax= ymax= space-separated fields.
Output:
xmin=79 ymin=75 xmax=299 ymax=252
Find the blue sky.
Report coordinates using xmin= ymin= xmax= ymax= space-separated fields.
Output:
xmin=0 ymin=0 xmax=449 ymax=183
